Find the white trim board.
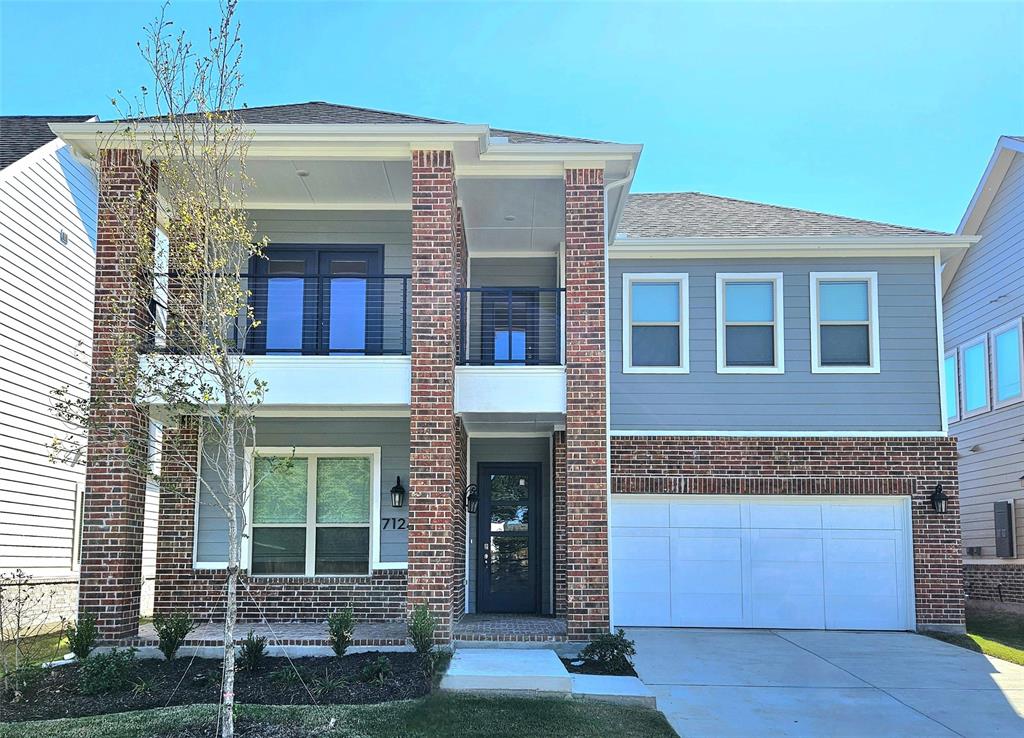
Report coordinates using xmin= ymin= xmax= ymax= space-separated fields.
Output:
xmin=715 ymin=272 xmax=785 ymax=375
xmin=621 ymin=272 xmax=690 ymax=374
xmin=808 ymin=271 xmax=881 ymax=375
xmin=609 ymin=430 xmax=948 ymax=438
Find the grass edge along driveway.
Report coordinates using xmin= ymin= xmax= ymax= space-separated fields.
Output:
xmin=0 ymin=693 xmax=677 ymax=738
xmin=925 ymin=605 xmax=1024 ymax=667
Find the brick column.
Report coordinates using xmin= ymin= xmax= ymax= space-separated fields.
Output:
xmin=552 ymin=430 xmax=568 ymax=616
xmin=78 ymin=149 xmax=156 ymax=640
xmin=153 ymin=417 xmax=199 ymax=616
xmin=407 ymin=149 xmax=459 ymax=641
xmin=563 ymin=168 xmax=610 ymax=638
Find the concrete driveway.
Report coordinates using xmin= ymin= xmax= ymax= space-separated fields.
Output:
xmin=627 ymin=628 xmax=1024 ymax=737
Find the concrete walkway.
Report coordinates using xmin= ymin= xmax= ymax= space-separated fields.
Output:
xmin=628 ymin=628 xmax=1024 ymax=737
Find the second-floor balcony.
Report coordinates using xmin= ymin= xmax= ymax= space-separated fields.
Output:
xmin=457 ymin=287 xmax=564 ymax=367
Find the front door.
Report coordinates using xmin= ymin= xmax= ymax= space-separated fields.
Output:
xmin=476 ymin=463 xmax=540 ymax=614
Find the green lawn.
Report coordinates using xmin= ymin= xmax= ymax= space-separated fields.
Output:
xmin=0 ymin=694 xmax=676 ymax=738
xmin=926 ymin=606 xmax=1024 ymax=666
xmin=0 ymin=629 xmax=67 ymax=671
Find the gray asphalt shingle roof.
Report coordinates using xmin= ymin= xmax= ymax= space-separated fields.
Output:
xmin=0 ymin=115 xmax=94 ymax=170
xmin=142 ymin=101 xmax=606 ymax=144
xmin=619 ymin=192 xmax=945 ymax=239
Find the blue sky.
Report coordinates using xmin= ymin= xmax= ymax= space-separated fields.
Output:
xmin=2 ymin=1 xmax=1022 ymax=232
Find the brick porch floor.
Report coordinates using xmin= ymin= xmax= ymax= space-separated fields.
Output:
xmin=453 ymin=614 xmax=568 ymax=642
xmin=128 ymin=621 xmax=408 ymax=648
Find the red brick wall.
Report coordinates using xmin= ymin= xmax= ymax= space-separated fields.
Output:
xmin=964 ymin=563 xmax=1024 ymax=604
xmin=611 ymin=435 xmax=965 ymax=628
xmin=153 ymin=419 xmax=406 ymax=622
xmin=563 ymin=168 xmax=610 ymax=638
xmin=79 ymin=149 xmax=156 ymax=640
xmin=552 ymin=430 xmax=568 ymax=616
xmin=407 ymin=149 xmax=460 ymax=640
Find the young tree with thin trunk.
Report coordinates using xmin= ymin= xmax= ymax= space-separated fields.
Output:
xmin=51 ymin=2 xmax=265 ymax=736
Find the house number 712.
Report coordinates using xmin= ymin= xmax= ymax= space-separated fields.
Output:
xmin=382 ymin=518 xmax=406 ymax=530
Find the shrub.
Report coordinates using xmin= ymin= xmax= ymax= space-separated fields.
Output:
xmin=66 ymin=612 xmax=98 ymax=660
xmin=359 ymin=654 xmax=392 ymax=685
xmin=422 ymin=647 xmax=452 ymax=680
xmin=408 ymin=605 xmax=436 ymax=658
xmin=326 ymin=609 xmax=355 ymax=657
xmin=579 ymin=628 xmax=637 ymax=675
xmin=271 ymin=666 xmax=305 ymax=686
xmin=2 ymin=665 xmax=45 ymax=703
xmin=77 ymin=648 xmax=137 ymax=695
xmin=238 ymin=629 xmax=267 ymax=672
xmin=152 ymin=612 xmax=194 ymax=660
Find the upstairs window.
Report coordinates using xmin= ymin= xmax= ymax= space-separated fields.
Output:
xmin=944 ymin=352 xmax=960 ymax=423
xmin=960 ymin=338 xmax=990 ymax=417
xmin=810 ymin=273 xmax=880 ymax=373
xmin=623 ymin=273 xmax=689 ymax=373
xmin=716 ymin=273 xmax=784 ymax=373
xmin=991 ymin=319 xmax=1024 ymax=407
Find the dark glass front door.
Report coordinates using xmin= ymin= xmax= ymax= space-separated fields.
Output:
xmin=476 ymin=463 xmax=540 ymax=614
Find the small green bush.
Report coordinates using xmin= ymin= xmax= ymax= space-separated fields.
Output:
xmin=66 ymin=611 xmax=98 ymax=660
xmin=2 ymin=665 xmax=45 ymax=703
xmin=271 ymin=666 xmax=305 ymax=686
xmin=579 ymin=628 xmax=637 ymax=675
xmin=152 ymin=612 xmax=194 ymax=660
xmin=237 ymin=629 xmax=267 ymax=672
xmin=359 ymin=654 xmax=392 ymax=685
xmin=326 ymin=609 xmax=355 ymax=657
xmin=408 ymin=605 xmax=436 ymax=658
xmin=422 ymin=647 xmax=452 ymax=680
xmin=77 ymin=648 xmax=137 ymax=695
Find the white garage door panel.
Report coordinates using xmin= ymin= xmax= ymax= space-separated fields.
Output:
xmin=610 ymin=496 xmax=913 ymax=631
xmin=670 ymin=501 xmax=741 ymax=528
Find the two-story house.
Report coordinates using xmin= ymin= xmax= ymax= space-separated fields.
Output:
xmin=51 ymin=103 xmax=971 ymax=645
xmin=944 ymin=135 xmax=1024 ymax=606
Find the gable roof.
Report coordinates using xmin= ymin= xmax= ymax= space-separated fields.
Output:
xmin=140 ymin=101 xmax=606 ymax=144
xmin=0 ymin=115 xmax=94 ymax=170
xmin=618 ymin=192 xmax=945 ymax=240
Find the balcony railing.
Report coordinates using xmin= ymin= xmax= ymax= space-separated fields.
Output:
xmin=457 ymin=287 xmax=564 ymax=366
xmin=147 ymin=273 xmax=411 ymax=356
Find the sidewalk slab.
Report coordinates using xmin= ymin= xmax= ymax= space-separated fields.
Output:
xmin=571 ymin=674 xmax=656 ymax=706
xmin=441 ymin=648 xmax=571 ymax=693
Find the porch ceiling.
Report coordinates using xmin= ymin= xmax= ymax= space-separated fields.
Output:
xmin=459 ymin=177 xmax=564 ymax=255
xmin=226 ymin=158 xmax=413 ymax=209
xmin=461 ymin=412 xmax=565 ymax=435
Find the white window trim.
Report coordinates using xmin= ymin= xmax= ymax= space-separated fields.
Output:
xmin=808 ymin=271 xmax=880 ymax=374
xmin=622 ymin=272 xmax=690 ymax=374
xmin=959 ymin=338 xmax=992 ymax=418
xmin=242 ymin=446 xmax=394 ymax=577
xmin=944 ymin=351 xmax=961 ymax=423
xmin=715 ymin=272 xmax=785 ymax=374
xmin=989 ymin=317 xmax=1024 ymax=409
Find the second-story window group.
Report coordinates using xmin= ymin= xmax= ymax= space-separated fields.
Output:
xmin=624 ymin=270 xmax=880 ymax=375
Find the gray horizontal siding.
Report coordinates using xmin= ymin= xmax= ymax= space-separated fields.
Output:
xmin=610 ymin=257 xmax=942 ymax=432
xmin=195 ymin=417 xmax=410 ymax=565
xmin=467 ymin=436 xmax=552 ymax=615
xmin=945 ymin=151 xmax=1024 ymax=557
xmin=250 ymin=209 xmax=412 ymax=274
xmin=470 ymin=257 xmax=557 ymax=288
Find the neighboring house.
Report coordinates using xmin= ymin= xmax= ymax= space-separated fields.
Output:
xmin=51 ymin=102 xmax=971 ymax=644
xmin=0 ymin=116 xmax=97 ymax=624
xmin=944 ymin=135 xmax=1024 ymax=605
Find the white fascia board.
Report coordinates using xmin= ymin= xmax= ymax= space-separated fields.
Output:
xmin=957 ymin=137 xmax=1024 ymax=236
xmin=610 ymin=235 xmax=976 ymax=259
xmin=479 ymin=142 xmax=643 ymax=163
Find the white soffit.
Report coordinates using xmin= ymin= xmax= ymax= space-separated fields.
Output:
xmin=459 ymin=177 xmax=565 ymax=254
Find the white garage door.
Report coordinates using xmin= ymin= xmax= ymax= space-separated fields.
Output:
xmin=611 ymin=495 xmax=914 ymax=631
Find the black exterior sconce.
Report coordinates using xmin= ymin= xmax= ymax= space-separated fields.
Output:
xmin=464 ymin=484 xmax=479 ymax=514
xmin=390 ymin=476 xmax=406 ymax=508
xmin=930 ymin=484 xmax=948 ymax=514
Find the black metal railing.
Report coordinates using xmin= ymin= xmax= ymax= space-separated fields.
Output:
xmin=457 ymin=287 xmax=564 ymax=366
xmin=147 ymin=273 xmax=411 ymax=356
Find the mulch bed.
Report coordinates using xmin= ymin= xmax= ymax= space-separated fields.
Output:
xmin=560 ymin=658 xmax=638 ymax=677
xmin=2 ymin=652 xmax=429 ymax=723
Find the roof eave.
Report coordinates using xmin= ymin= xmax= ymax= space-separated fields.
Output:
xmin=611 ymin=234 xmax=975 ymax=260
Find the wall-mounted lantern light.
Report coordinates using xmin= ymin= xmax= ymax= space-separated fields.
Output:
xmin=464 ymin=484 xmax=479 ymax=514
xmin=390 ymin=476 xmax=406 ymax=508
xmin=930 ymin=484 xmax=949 ymax=514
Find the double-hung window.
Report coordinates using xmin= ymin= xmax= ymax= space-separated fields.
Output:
xmin=944 ymin=351 xmax=960 ymax=423
xmin=247 ymin=448 xmax=380 ymax=576
xmin=960 ymin=338 xmax=991 ymax=417
xmin=716 ymin=273 xmax=784 ymax=373
xmin=809 ymin=272 xmax=880 ymax=373
xmin=623 ymin=273 xmax=689 ymax=372
xmin=990 ymin=319 xmax=1024 ymax=407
